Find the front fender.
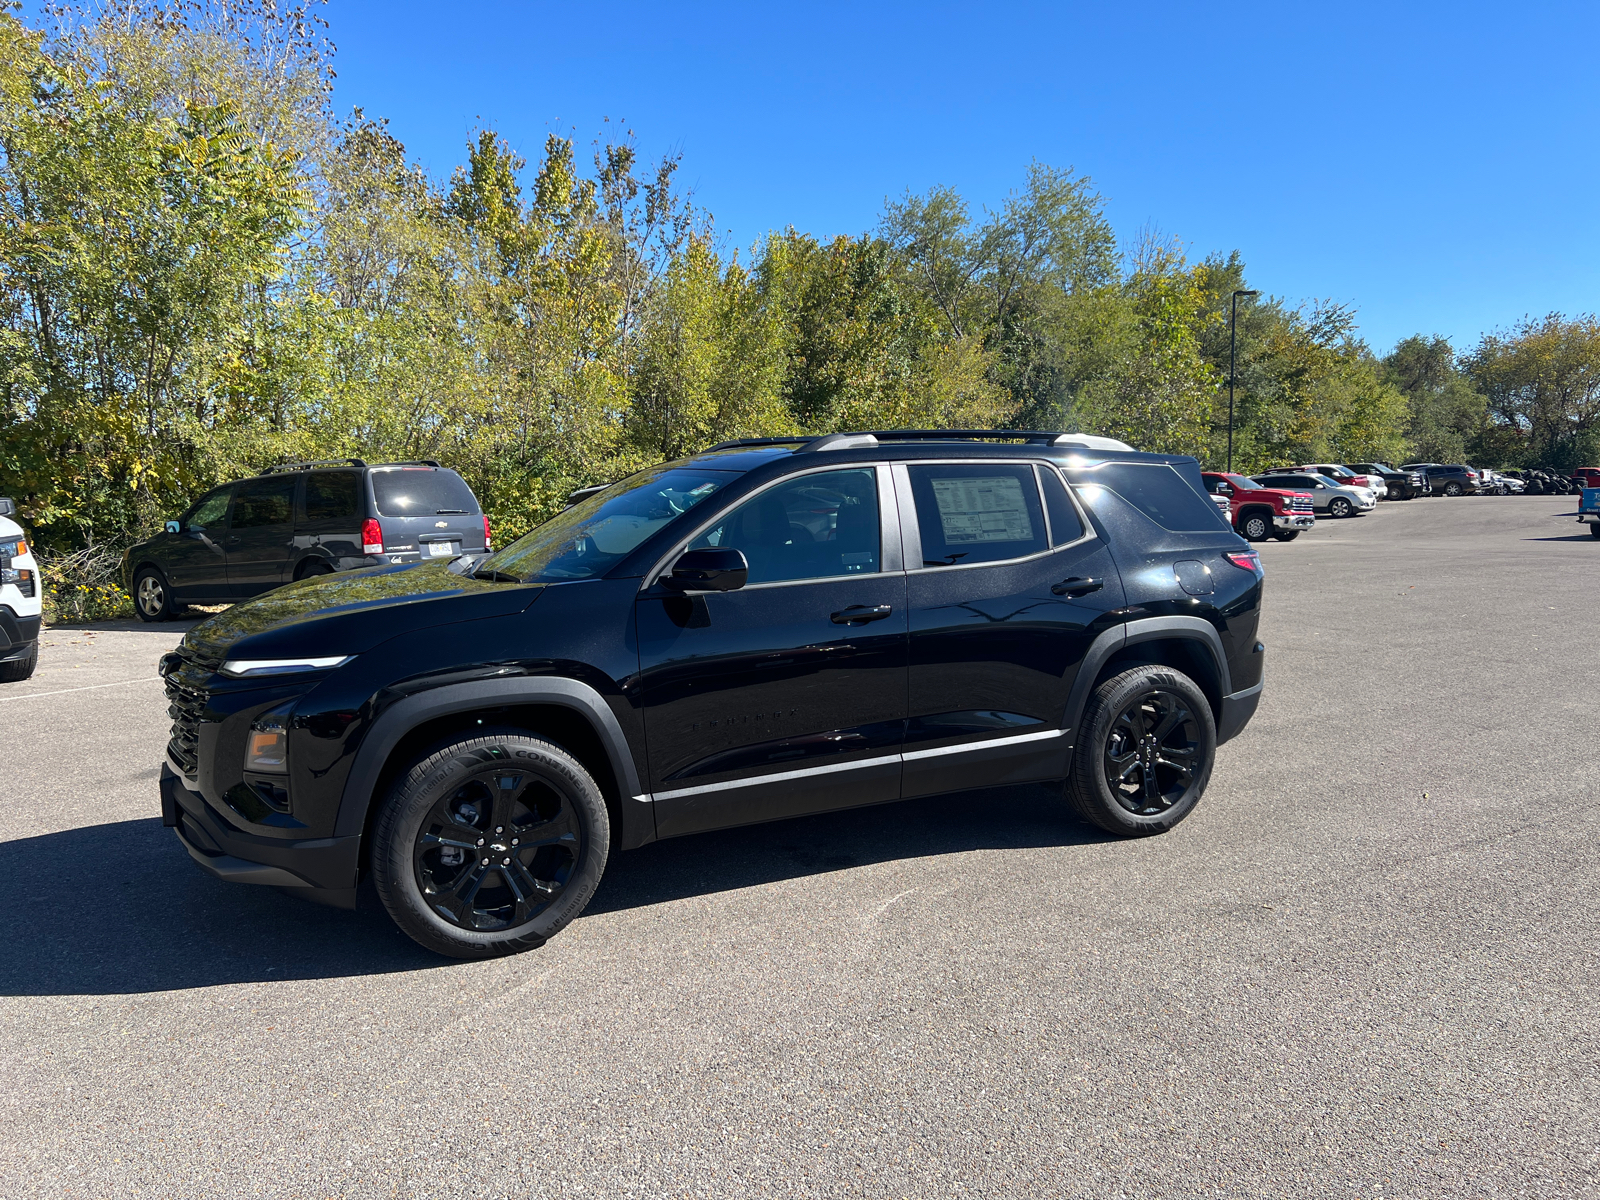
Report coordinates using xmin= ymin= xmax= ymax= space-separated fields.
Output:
xmin=333 ymin=676 xmax=652 ymax=848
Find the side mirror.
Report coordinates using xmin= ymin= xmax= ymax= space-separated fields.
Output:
xmin=665 ymin=547 xmax=748 ymax=592
xmin=0 ymin=497 xmax=13 ymax=518
xmin=1217 ymin=484 xmax=1232 ymax=496
xmin=165 ymin=520 xmax=182 ymax=534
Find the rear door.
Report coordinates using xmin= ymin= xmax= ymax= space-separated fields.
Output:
xmin=369 ymin=467 xmax=485 ymax=560
xmin=897 ymin=461 xmax=1125 ymax=799
xmin=225 ymin=475 xmax=299 ymax=597
xmin=299 ymin=470 xmax=365 ymax=568
xmin=637 ymin=464 xmax=908 ymax=838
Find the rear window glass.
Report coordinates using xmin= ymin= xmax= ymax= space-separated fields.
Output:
xmin=908 ymin=463 xmax=1048 ymax=567
xmin=304 ymin=471 xmax=361 ymax=521
xmin=371 ymin=468 xmax=480 ymax=518
xmin=1075 ymin=462 xmax=1228 ymax=533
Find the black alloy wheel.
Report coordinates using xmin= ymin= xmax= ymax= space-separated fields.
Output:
xmin=133 ymin=566 xmax=177 ymax=622
xmin=1066 ymin=666 xmax=1216 ymax=836
xmin=373 ymin=731 xmax=610 ymax=958
xmin=1239 ymin=512 xmax=1271 ymax=541
xmin=1443 ymin=481 xmax=1463 ymax=497
xmin=1328 ymin=497 xmax=1353 ymax=518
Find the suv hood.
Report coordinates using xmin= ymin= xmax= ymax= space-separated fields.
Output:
xmin=183 ymin=560 xmax=543 ymax=664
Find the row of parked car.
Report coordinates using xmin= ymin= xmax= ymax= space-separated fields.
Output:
xmin=1198 ymin=460 xmax=1600 ymax=542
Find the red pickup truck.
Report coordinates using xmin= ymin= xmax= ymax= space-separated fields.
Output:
xmin=1202 ymin=472 xmax=1317 ymax=542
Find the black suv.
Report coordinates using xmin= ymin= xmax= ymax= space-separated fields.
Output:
xmin=1402 ymin=463 xmax=1479 ymax=497
xmin=125 ymin=460 xmax=489 ymax=621
xmin=1345 ymin=462 xmax=1428 ymax=500
xmin=157 ymin=431 xmax=1267 ymax=958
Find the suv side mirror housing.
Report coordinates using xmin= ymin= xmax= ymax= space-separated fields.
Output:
xmin=0 ymin=497 xmax=13 ymax=518
xmin=165 ymin=520 xmax=182 ymax=534
xmin=665 ymin=547 xmax=748 ymax=592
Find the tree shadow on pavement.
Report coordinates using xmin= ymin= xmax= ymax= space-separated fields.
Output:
xmin=0 ymin=784 xmax=1103 ymax=996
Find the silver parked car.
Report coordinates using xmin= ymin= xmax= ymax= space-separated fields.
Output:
xmin=1252 ymin=471 xmax=1376 ymax=518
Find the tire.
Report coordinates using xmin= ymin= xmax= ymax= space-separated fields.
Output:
xmin=1387 ymin=486 xmax=1403 ymax=501
xmin=372 ymin=730 xmax=611 ymax=959
xmin=1239 ymin=511 xmax=1271 ymax=542
xmin=1442 ymin=482 xmax=1462 ymax=497
xmin=1328 ymin=497 xmax=1353 ymax=518
xmin=1590 ymin=524 xmax=1600 ymax=539
xmin=1270 ymin=530 xmax=1299 ymax=541
xmin=294 ymin=558 xmax=334 ymax=582
xmin=133 ymin=566 xmax=178 ymax=622
xmin=0 ymin=643 xmax=37 ymax=682
xmin=1065 ymin=666 xmax=1217 ymax=837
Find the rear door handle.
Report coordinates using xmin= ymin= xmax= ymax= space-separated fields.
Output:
xmin=831 ymin=604 xmax=893 ymax=625
xmin=1051 ymin=576 xmax=1103 ymax=598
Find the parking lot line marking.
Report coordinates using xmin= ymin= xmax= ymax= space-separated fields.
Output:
xmin=0 ymin=677 xmax=161 ymax=702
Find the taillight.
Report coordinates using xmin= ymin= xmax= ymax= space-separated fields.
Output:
xmin=482 ymin=514 xmax=492 ymax=551
xmin=361 ymin=518 xmax=383 ymax=556
xmin=1225 ymin=550 xmax=1262 ymax=575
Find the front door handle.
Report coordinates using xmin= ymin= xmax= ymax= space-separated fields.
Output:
xmin=831 ymin=604 xmax=893 ymax=625
xmin=1051 ymin=576 xmax=1103 ymax=598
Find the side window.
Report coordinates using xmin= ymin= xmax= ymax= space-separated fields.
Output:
xmin=908 ymin=463 xmax=1047 ymax=567
xmin=231 ymin=476 xmax=297 ymax=529
xmin=185 ymin=487 xmax=232 ymax=531
xmin=304 ymin=471 xmax=361 ymax=522
xmin=690 ymin=468 xmax=879 ymax=585
xmin=1077 ymin=462 xmax=1228 ymax=532
xmin=1039 ymin=466 xmax=1086 ymax=545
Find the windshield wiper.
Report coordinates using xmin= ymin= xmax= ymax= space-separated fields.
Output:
xmin=472 ymin=567 xmax=522 ymax=583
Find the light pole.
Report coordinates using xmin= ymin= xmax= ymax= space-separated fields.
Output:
xmin=1228 ymin=289 xmax=1260 ymax=473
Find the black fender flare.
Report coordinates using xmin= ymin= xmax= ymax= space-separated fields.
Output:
xmin=1061 ymin=616 xmax=1236 ymax=745
xmin=334 ymin=676 xmax=652 ymax=848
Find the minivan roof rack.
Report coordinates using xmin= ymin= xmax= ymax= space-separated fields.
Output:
xmin=371 ymin=459 xmax=443 ymax=469
xmin=261 ymin=458 xmax=367 ymax=474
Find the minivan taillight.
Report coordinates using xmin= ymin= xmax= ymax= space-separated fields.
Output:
xmin=361 ymin=518 xmax=383 ymax=556
xmin=483 ymin=514 xmax=492 ymax=551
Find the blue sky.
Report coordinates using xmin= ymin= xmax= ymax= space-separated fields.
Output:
xmin=309 ymin=3 xmax=1594 ymax=352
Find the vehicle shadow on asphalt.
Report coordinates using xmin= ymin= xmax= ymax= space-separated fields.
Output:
xmin=585 ymin=782 xmax=1109 ymax=916
xmin=0 ymin=785 xmax=1104 ymax=996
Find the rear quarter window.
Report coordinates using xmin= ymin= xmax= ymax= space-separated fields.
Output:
xmin=371 ymin=468 xmax=481 ymax=518
xmin=1075 ymin=462 xmax=1230 ymax=533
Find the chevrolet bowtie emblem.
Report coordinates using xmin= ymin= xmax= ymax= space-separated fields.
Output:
xmin=434 ymin=521 xmax=448 ymax=528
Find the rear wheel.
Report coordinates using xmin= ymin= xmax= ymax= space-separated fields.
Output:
xmin=1270 ymin=530 xmax=1299 ymax=542
xmin=1442 ymin=481 xmax=1463 ymax=497
xmin=1590 ymin=524 xmax=1600 ymax=539
xmin=1328 ymin=497 xmax=1353 ymax=518
xmin=372 ymin=730 xmax=611 ymax=959
xmin=1066 ymin=666 xmax=1216 ymax=837
xmin=1238 ymin=511 xmax=1271 ymax=541
xmin=294 ymin=558 xmax=335 ymax=582
xmin=133 ymin=567 xmax=178 ymax=622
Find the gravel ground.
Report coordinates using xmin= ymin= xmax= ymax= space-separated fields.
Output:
xmin=1 ymin=496 xmax=1596 ymax=1199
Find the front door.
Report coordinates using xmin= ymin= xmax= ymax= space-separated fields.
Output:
xmin=165 ymin=485 xmax=233 ymax=601
xmin=637 ymin=465 xmax=908 ymax=839
xmin=897 ymin=461 xmax=1126 ymax=798
xmin=225 ymin=475 xmax=299 ymax=597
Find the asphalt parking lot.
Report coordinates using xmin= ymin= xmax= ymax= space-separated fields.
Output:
xmin=2 ymin=496 xmax=1597 ymax=1199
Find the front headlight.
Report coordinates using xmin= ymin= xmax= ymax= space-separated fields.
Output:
xmin=221 ymin=656 xmax=353 ymax=678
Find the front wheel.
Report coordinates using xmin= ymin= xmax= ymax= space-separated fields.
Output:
xmin=1066 ymin=666 xmax=1217 ymax=837
xmin=1590 ymin=523 xmax=1600 ymax=539
xmin=1239 ymin=512 xmax=1271 ymax=541
xmin=1387 ymin=486 xmax=1403 ymax=500
xmin=372 ymin=731 xmax=611 ymax=958
xmin=133 ymin=567 xmax=178 ymax=622
xmin=1328 ymin=497 xmax=1353 ymax=518
xmin=0 ymin=643 xmax=37 ymax=682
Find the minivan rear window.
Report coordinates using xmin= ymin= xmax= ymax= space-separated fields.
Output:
xmin=371 ymin=468 xmax=480 ymax=518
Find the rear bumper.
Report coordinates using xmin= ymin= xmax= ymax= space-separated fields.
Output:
xmin=1217 ymin=680 xmax=1262 ymax=745
xmin=1579 ymin=514 xmax=1599 ymax=524
xmin=161 ymin=762 xmax=360 ymax=907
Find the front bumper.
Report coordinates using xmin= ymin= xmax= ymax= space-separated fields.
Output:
xmin=161 ymin=762 xmax=360 ymax=907
xmin=1275 ymin=514 xmax=1315 ymax=529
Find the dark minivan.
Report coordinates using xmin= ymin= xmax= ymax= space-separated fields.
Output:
xmin=125 ymin=460 xmax=490 ymax=621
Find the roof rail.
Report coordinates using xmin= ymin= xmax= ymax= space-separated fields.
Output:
xmin=704 ymin=429 xmax=1136 ymax=454
xmin=260 ymin=458 xmax=367 ymax=474
xmin=803 ymin=432 xmax=879 ymax=452
xmin=704 ymin=436 xmax=811 ymax=452
xmin=371 ymin=460 xmax=443 ymax=469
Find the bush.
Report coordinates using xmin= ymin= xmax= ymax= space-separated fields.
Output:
xmin=38 ymin=544 xmax=134 ymax=624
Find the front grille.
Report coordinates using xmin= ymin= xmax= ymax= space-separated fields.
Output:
xmin=164 ymin=646 xmax=220 ymax=776
xmin=1288 ymin=497 xmax=1314 ymax=513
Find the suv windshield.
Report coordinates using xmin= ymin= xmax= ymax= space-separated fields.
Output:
xmin=480 ymin=467 xmax=738 ymax=582
xmin=372 ymin=468 xmax=481 ymax=517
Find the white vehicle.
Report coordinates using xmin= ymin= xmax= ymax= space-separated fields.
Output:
xmin=0 ymin=497 xmax=40 ymax=681
xmin=1252 ymin=471 xmax=1377 ymax=518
